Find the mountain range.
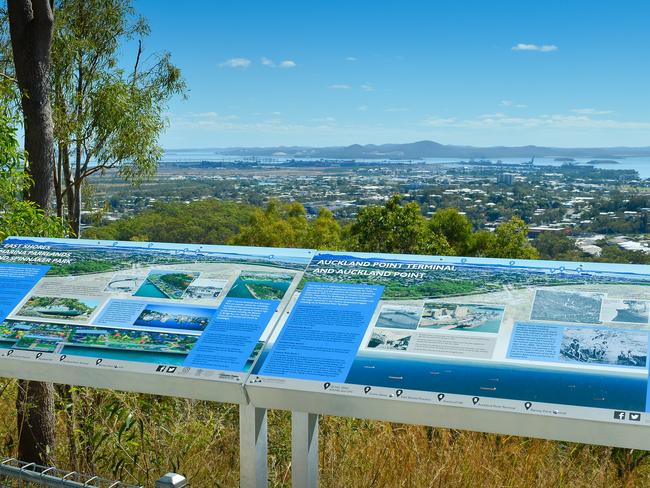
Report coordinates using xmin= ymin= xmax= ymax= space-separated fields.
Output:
xmin=170 ymin=140 xmax=650 ymax=160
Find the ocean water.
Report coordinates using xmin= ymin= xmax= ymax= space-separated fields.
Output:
xmin=160 ymin=150 xmax=650 ymax=179
xmin=424 ymin=156 xmax=650 ymax=179
xmin=227 ymin=279 xmax=289 ymax=300
xmin=459 ymin=318 xmax=501 ymax=333
xmin=62 ymin=345 xmax=187 ymax=365
xmin=345 ymin=352 xmax=646 ymax=411
xmin=134 ymin=281 xmax=168 ymax=299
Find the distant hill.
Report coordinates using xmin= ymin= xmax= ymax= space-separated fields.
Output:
xmin=169 ymin=140 xmax=650 ymax=160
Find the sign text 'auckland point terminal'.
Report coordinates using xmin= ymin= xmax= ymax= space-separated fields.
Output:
xmin=250 ymin=251 xmax=650 ymax=429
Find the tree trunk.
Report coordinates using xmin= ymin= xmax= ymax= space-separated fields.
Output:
xmin=7 ymin=0 xmax=57 ymax=465
xmin=8 ymin=0 xmax=55 ymax=209
xmin=54 ymin=142 xmax=63 ymax=217
xmin=16 ymin=380 xmax=55 ymax=465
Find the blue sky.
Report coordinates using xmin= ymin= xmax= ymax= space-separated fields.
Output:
xmin=127 ymin=1 xmax=650 ymax=148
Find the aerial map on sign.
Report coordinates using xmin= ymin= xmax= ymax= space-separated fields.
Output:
xmin=251 ymin=251 xmax=650 ymax=425
xmin=0 ymin=237 xmax=313 ymax=385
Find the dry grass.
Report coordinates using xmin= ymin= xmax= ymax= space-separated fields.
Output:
xmin=1 ymin=378 xmax=649 ymax=487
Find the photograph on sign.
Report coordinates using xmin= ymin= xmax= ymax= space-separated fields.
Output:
xmin=0 ymin=237 xmax=313 ymax=385
xmin=250 ymin=252 xmax=650 ymax=426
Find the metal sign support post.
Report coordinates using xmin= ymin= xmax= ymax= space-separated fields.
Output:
xmin=239 ymin=405 xmax=268 ymax=488
xmin=292 ymin=411 xmax=319 ymax=488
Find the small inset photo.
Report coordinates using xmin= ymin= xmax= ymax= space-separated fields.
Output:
xmin=419 ymin=302 xmax=504 ymax=333
xmin=133 ymin=270 xmax=199 ymax=300
xmin=133 ymin=303 xmax=217 ymax=332
xmin=226 ymin=271 xmax=295 ymax=300
xmin=600 ymin=299 xmax=650 ymax=325
xmin=560 ymin=327 xmax=647 ymax=368
xmin=16 ymin=296 xmax=101 ymax=322
xmin=530 ymin=289 xmax=604 ymax=324
xmin=69 ymin=327 xmax=198 ymax=354
xmin=2 ymin=320 xmax=74 ymax=352
xmin=375 ymin=304 xmax=423 ymax=330
xmin=183 ymin=278 xmax=228 ymax=300
xmin=367 ymin=329 xmax=412 ymax=351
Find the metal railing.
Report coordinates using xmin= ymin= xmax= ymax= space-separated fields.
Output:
xmin=0 ymin=458 xmax=143 ymax=488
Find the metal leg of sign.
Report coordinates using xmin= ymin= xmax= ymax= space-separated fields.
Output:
xmin=240 ymin=405 xmax=268 ymax=488
xmin=292 ymin=411 xmax=319 ymax=488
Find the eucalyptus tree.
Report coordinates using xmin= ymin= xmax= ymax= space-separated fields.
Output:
xmin=5 ymin=0 xmax=58 ymax=466
xmin=51 ymin=0 xmax=185 ymax=234
xmin=232 ymin=200 xmax=344 ymax=250
xmin=348 ymin=195 xmax=453 ymax=255
xmin=0 ymin=91 xmax=67 ymax=465
xmin=2 ymin=0 xmax=183 ymax=466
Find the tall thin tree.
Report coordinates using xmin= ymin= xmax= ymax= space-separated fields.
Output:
xmin=7 ymin=0 xmax=56 ymax=465
xmin=7 ymin=0 xmax=54 ymax=208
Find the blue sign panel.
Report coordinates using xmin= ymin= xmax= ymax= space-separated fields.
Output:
xmin=0 ymin=263 xmax=50 ymax=322
xmin=259 ymin=282 xmax=383 ymax=382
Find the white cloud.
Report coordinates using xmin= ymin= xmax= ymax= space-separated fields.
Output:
xmin=511 ymin=43 xmax=558 ymax=52
xmin=357 ymin=105 xmax=369 ymax=112
xmin=171 ymin=112 xmax=241 ymax=130
xmin=422 ymin=117 xmax=457 ymax=127
xmin=261 ymin=58 xmax=296 ymax=69
xmin=419 ymin=112 xmax=650 ymax=131
xmin=329 ymin=84 xmax=351 ymax=89
xmin=164 ymin=109 xmax=650 ymax=148
xmin=219 ymin=57 xmax=252 ymax=68
xmin=571 ymin=108 xmax=613 ymax=115
xmin=170 ymin=111 xmax=312 ymax=134
xmin=345 ymin=56 xmax=358 ymax=62
xmin=501 ymin=100 xmax=528 ymax=108
xmin=176 ymin=111 xmax=650 ymax=137
xmin=385 ymin=107 xmax=409 ymax=113
xmin=361 ymin=83 xmax=375 ymax=92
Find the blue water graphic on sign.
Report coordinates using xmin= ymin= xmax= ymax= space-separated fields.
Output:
xmin=346 ymin=352 xmax=647 ymax=411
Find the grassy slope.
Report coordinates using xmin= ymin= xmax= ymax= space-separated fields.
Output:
xmin=1 ymin=379 xmax=648 ymax=487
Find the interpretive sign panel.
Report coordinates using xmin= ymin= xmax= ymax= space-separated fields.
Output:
xmin=0 ymin=237 xmax=313 ymax=402
xmin=3 ymin=239 xmax=650 ymax=448
xmin=248 ymin=251 xmax=650 ymax=448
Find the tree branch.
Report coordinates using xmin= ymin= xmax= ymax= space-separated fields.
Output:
xmin=80 ymin=165 xmax=107 ymax=179
xmin=0 ymin=71 xmax=17 ymax=83
xmin=132 ymin=39 xmax=142 ymax=84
